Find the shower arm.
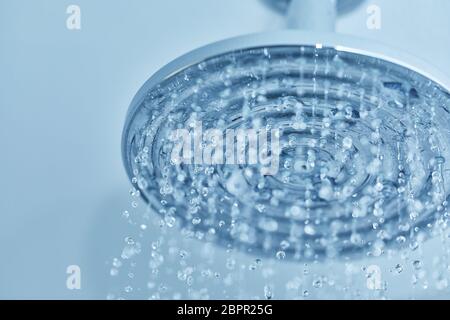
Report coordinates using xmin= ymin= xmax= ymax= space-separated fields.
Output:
xmin=287 ymin=0 xmax=337 ymax=32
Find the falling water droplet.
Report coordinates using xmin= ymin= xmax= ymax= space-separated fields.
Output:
xmin=264 ymin=285 xmax=273 ymax=300
xmin=276 ymin=251 xmax=286 ymax=260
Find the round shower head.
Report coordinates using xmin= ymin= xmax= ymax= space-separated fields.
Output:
xmin=123 ymin=31 xmax=450 ymax=261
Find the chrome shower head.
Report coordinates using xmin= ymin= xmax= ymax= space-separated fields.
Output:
xmin=122 ymin=31 xmax=450 ymax=261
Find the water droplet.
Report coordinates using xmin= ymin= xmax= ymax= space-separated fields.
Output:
xmin=396 ymin=236 xmax=406 ymax=244
xmin=124 ymin=286 xmax=133 ymax=293
xmin=276 ymin=251 xmax=286 ymax=260
xmin=304 ymin=225 xmax=316 ymax=236
xmin=413 ymin=260 xmax=422 ymax=270
xmin=312 ymin=278 xmax=323 ymax=288
xmin=280 ymin=240 xmax=290 ymax=250
xmin=435 ymin=156 xmax=446 ymax=164
xmin=342 ymin=137 xmax=353 ymax=149
xmin=264 ymin=285 xmax=273 ymax=300
xmin=112 ymin=258 xmax=122 ymax=268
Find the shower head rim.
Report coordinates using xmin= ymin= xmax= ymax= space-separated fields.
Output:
xmin=122 ymin=30 xmax=450 ymax=179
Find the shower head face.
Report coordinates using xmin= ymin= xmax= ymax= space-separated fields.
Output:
xmin=123 ymin=34 xmax=450 ymax=261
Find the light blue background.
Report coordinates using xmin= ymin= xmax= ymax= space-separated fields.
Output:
xmin=1 ymin=0 xmax=449 ymax=299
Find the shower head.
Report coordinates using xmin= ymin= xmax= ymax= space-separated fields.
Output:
xmin=122 ymin=31 xmax=450 ymax=261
